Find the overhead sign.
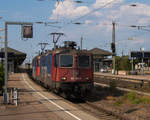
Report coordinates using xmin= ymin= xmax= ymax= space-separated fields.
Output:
xmin=22 ymin=25 xmax=33 ymax=38
xmin=131 ymin=51 xmax=150 ymax=58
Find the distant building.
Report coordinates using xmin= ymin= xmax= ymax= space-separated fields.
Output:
xmin=0 ymin=47 xmax=26 ymax=73
xmin=89 ymin=48 xmax=112 ymax=72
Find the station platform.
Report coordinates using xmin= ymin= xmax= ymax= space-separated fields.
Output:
xmin=94 ymin=72 xmax=150 ymax=82
xmin=0 ymin=73 xmax=99 ymax=120
xmin=0 ymin=73 xmax=62 ymax=120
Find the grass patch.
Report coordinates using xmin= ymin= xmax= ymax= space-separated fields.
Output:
xmin=114 ymin=92 xmax=150 ymax=106
xmin=124 ymin=92 xmax=150 ymax=104
xmin=114 ymin=99 xmax=123 ymax=106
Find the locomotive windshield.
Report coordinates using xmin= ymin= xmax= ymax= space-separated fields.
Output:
xmin=78 ymin=55 xmax=90 ymax=67
xmin=60 ymin=55 xmax=73 ymax=67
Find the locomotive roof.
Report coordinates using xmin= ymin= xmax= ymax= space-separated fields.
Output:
xmin=53 ymin=47 xmax=92 ymax=54
xmin=33 ymin=47 xmax=92 ymax=61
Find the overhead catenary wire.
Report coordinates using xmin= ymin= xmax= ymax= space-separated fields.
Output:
xmin=56 ymin=0 xmax=119 ymax=29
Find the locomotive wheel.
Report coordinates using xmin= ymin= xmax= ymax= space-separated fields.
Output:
xmin=65 ymin=91 xmax=71 ymax=99
xmin=61 ymin=91 xmax=71 ymax=99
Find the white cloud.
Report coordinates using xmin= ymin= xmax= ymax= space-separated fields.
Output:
xmin=97 ymin=21 xmax=112 ymax=32
xmin=50 ymin=0 xmax=124 ymax=20
xmin=104 ymin=3 xmax=150 ymax=25
xmin=50 ymin=0 xmax=90 ymax=20
xmin=93 ymin=11 xmax=102 ymax=17
xmin=120 ymin=3 xmax=150 ymax=17
xmin=92 ymin=0 xmax=124 ymax=9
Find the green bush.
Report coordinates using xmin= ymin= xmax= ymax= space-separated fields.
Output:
xmin=125 ymin=92 xmax=137 ymax=101
xmin=124 ymin=92 xmax=150 ymax=104
xmin=0 ymin=64 xmax=4 ymax=90
xmin=114 ymin=56 xmax=131 ymax=71
xmin=114 ymin=99 xmax=123 ymax=106
xmin=109 ymin=80 xmax=117 ymax=93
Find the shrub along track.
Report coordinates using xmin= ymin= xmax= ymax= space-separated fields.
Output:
xmin=68 ymin=85 xmax=130 ymax=120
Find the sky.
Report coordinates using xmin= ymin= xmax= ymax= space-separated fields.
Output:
xmin=0 ymin=0 xmax=150 ymax=62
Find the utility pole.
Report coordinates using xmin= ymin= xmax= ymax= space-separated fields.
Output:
xmin=38 ymin=42 xmax=49 ymax=53
xmin=111 ymin=22 xmax=116 ymax=74
xmin=50 ymin=32 xmax=64 ymax=49
xmin=0 ymin=17 xmax=3 ymax=60
xmin=80 ymin=36 xmax=83 ymax=50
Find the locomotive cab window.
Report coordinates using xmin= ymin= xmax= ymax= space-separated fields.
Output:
xmin=60 ymin=55 xmax=73 ymax=67
xmin=78 ymin=55 xmax=90 ymax=67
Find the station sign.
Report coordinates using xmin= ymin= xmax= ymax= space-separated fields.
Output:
xmin=22 ymin=25 xmax=33 ymax=38
xmin=131 ymin=51 xmax=150 ymax=58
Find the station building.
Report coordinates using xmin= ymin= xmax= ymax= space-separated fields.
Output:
xmin=89 ymin=48 xmax=112 ymax=72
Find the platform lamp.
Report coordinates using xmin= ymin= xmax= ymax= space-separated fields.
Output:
xmin=141 ymin=47 xmax=144 ymax=75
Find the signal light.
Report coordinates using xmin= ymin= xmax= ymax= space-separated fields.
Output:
xmin=111 ymin=43 xmax=115 ymax=53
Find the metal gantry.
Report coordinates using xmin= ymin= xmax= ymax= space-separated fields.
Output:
xmin=4 ymin=21 xmax=33 ymax=104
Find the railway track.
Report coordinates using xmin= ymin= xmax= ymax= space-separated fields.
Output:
xmin=94 ymin=74 xmax=150 ymax=94
xmin=25 ymin=72 xmax=123 ymax=120
xmin=26 ymin=71 xmax=147 ymax=120
xmin=77 ymin=101 xmax=120 ymax=120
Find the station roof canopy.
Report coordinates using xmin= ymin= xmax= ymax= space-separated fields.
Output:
xmin=89 ymin=48 xmax=112 ymax=56
xmin=1 ymin=47 xmax=26 ymax=65
xmin=1 ymin=47 xmax=26 ymax=55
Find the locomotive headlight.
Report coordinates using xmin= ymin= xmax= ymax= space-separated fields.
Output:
xmin=61 ymin=77 xmax=67 ymax=81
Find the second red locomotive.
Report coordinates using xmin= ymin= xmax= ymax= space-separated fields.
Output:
xmin=32 ymin=41 xmax=93 ymax=98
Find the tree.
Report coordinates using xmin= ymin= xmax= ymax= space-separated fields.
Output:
xmin=114 ymin=56 xmax=132 ymax=71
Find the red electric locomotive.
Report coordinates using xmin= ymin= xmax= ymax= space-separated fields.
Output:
xmin=32 ymin=41 xmax=94 ymax=98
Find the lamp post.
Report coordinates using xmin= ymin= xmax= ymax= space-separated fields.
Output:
xmin=141 ymin=47 xmax=144 ymax=75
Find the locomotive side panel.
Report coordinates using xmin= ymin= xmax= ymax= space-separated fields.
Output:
xmin=36 ymin=57 xmax=41 ymax=81
xmin=40 ymin=56 xmax=44 ymax=83
xmin=45 ymin=54 xmax=52 ymax=88
xmin=32 ymin=57 xmax=36 ymax=79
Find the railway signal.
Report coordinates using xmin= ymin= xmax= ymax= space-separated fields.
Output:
xmin=112 ymin=22 xmax=116 ymax=74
